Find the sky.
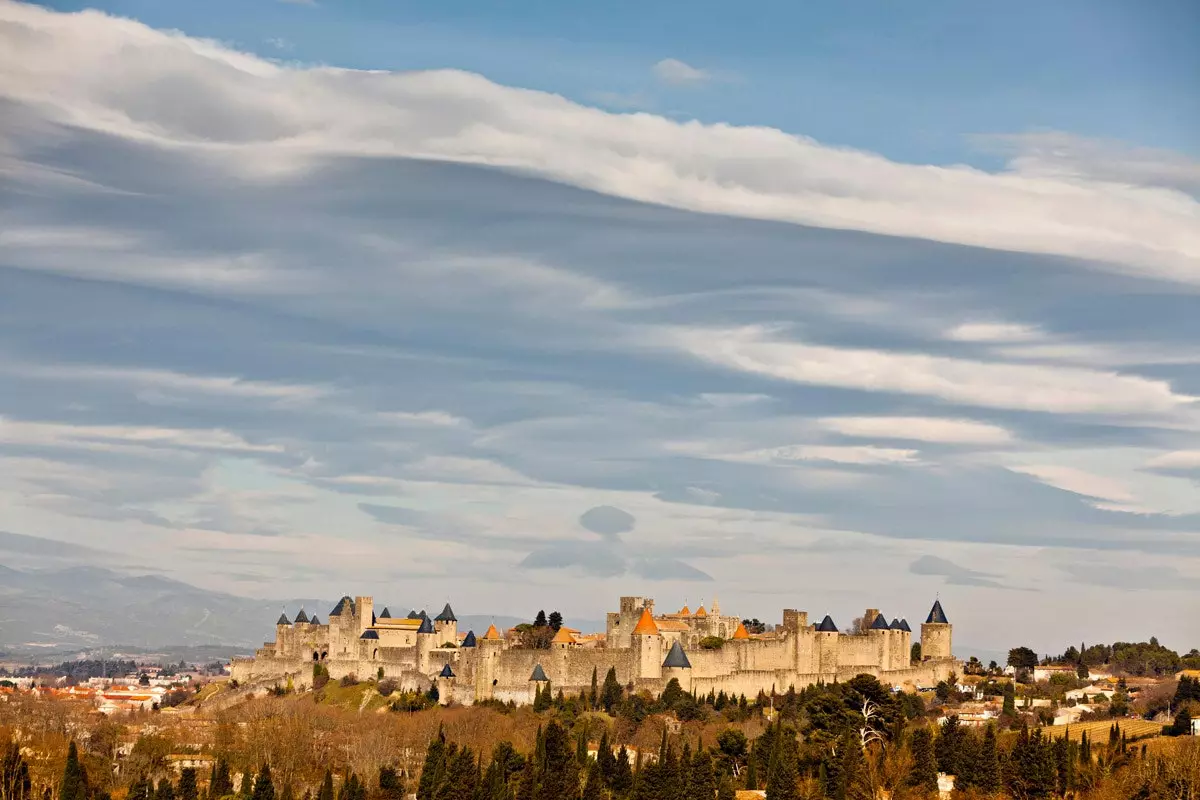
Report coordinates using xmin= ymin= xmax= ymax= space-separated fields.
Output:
xmin=1 ymin=0 xmax=1198 ymax=654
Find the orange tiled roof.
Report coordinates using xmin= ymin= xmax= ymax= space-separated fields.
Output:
xmin=694 ymin=605 xmax=708 ymax=618
xmin=632 ymin=607 xmax=659 ymax=635
xmin=482 ymin=624 xmax=502 ymax=640
xmin=654 ymin=619 xmax=691 ymax=632
xmin=551 ymin=627 xmax=577 ymax=645
xmin=732 ymin=621 xmax=751 ymax=640
xmin=678 ymin=605 xmax=691 ymax=616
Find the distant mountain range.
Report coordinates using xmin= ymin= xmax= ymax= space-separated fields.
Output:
xmin=0 ymin=565 xmax=598 ymax=658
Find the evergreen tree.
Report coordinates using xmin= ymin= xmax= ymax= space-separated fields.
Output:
xmin=535 ymin=721 xmax=579 ymax=800
xmin=417 ymin=729 xmax=448 ymax=800
xmin=434 ymin=747 xmax=477 ymax=800
xmin=277 ymin=786 xmax=293 ymax=800
xmin=251 ymin=766 xmax=274 ymax=800
xmin=601 ymin=668 xmax=623 ymax=713
xmin=154 ymin=780 xmax=175 ymax=800
xmin=611 ymin=748 xmax=632 ymax=796
xmin=1005 ymin=724 xmax=1056 ymax=799
xmin=235 ymin=773 xmax=250 ymax=800
xmin=127 ymin=778 xmax=152 ymax=800
xmin=1166 ymin=708 xmax=1193 ymax=736
xmin=533 ymin=681 xmax=552 ymax=713
xmin=838 ymin=733 xmax=863 ymax=800
xmin=378 ymin=767 xmax=403 ymax=800
xmin=316 ymin=772 xmax=332 ymax=800
xmin=976 ymin=725 xmax=1001 ymax=794
xmin=1002 ymin=682 xmax=1016 ymax=717
xmin=534 ymin=611 xmax=548 ymax=628
xmin=589 ymin=668 xmax=599 ymax=710
xmin=178 ymin=771 xmax=198 ymax=800
xmin=576 ymin=733 xmax=589 ymax=768
xmin=685 ymin=748 xmax=717 ymax=800
xmin=596 ymin=732 xmax=616 ymax=789
xmin=764 ymin=721 xmax=798 ymax=800
xmin=742 ymin=755 xmax=756 ymax=792
xmin=581 ymin=762 xmax=604 ymax=800
xmin=2 ymin=741 xmax=34 ymax=800
xmin=716 ymin=777 xmax=735 ymax=800
xmin=935 ymin=715 xmax=964 ymax=777
xmin=1079 ymin=731 xmax=1091 ymax=765
xmin=212 ymin=763 xmax=234 ymax=800
xmin=515 ymin=763 xmax=536 ymax=800
xmin=59 ymin=743 xmax=88 ymax=800
xmin=548 ymin=612 xmax=563 ymax=631
xmin=908 ymin=728 xmax=937 ymax=794
xmin=479 ymin=760 xmax=508 ymax=800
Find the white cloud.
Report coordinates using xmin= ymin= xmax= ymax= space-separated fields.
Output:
xmin=1145 ymin=450 xmax=1200 ymax=469
xmin=820 ymin=416 xmax=1013 ymax=444
xmin=664 ymin=325 xmax=1195 ymax=416
xmin=1008 ymin=464 xmax=1135 ymax=504
xmin=946 ymin=322 xmax=1043 ymax=343
xmin=652 ymin=58 xmax=711 ymax=86
xmin=2 ymin=2 xmax=1199 ymax=284
xmin=0 ymin=417 xmax=282 ymax=455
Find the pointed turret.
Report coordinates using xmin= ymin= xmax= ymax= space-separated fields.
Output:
xmin=309 ymin=614 xmax=320 ymax=626
xmin=277 ymin=612 xmax=290 ymax=626
xmin=731 ymin=621 xmax=751 ymax=640
xmin=712 ymin=594 xmax=720 ymax=615
xmin=379 ymin=607 xmax=391 ymax=619
xmin=926 ymin=599 xmax=949 ymax=624
xmin=435 ymin=603 xmax=457 ymax=622
xmin=438 ymin=663 xmax=455 ymax=679
xmin=360 ymin=630 xmax=379 ymax=640
xmin=899 ymin=619 xmax=912 ymax=632
xmin=294 ymin=609 xmax=309 ymax=624
xmin=678 ymin=605 xmax=691 ymax=616
xmin=870 ymin=613 xmax=891 ymax=631
xmin=461 ymin=631 xmax=477 ymax=648
xmin=482 ymin=623 xmax=502 ymax=641
xmin=662 ymin=641 xmax=692 ymax=669
xmin=418 ymin=616 xmax=435 ymax=634
xmin=694 ymin=605 xmax=708 ymax=618
xmin=330 ymin=596 xmax=354 ymax=617
xmin=632 ymin=607 xmax=659 ymax=636
xmin=816 ymin=615 xmax=838 ymax=632
xmin=889 ymin=618 xmax=902 ymax=630
xmin=529 ymin=664 xmax=549 ymax=682
xmin=407 ymin=610 xmax=419 ymax=619
xmin=920 ymin=601 xmax=952 ymax=661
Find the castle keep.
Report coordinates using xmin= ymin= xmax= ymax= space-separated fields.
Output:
xmin=231 ymin=596 xmax=959 ymax=704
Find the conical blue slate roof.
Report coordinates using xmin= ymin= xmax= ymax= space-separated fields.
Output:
xmin=899 ymin=619 xmax=912 ymax=632
xmin=435 ymin=603 xmax=457 ymax=622
xmin=418 ymin=616 xmax=435 ymax=634
xmin=330 ymin=596 xmax=354 ymax=616
xmin=407 ymin=610 xmax=419 ymax=619
xmin=662 ymin=640 xmax=692 ymax=669
xmin=529 ymin=664 xmax=549 ymax=682
xmin=438 ymin=663 xmax=455 ymax=679
xmin=277 ymin=612 xmax=290 ymax=625
xmin=379 ymin=607 xmax=391 ymax=619
xmin=294 ymin=609 xmax=309 ymax=624
xmin=870 ymin=613 xmax=891 ymax=631
xmin=360 ymin=630 xmax=379 ymax=640
xmin=371 ymin=612 xmax=377 ymax=626
xmin=816 ymin=615 xmax=838 ymax=632
xmin=889 ymin=618 xmax=902 ymax=630
xmin=309 ymin=615 xmax=320 ymax=626
xmin=461 ymin=631 xmax=477 ymax=648
xmin=926 ymin=600 xmax=949 ymax=624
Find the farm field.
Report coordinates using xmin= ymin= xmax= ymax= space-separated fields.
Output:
xmin=1046 ymin=718 xmax=1163 ymax=742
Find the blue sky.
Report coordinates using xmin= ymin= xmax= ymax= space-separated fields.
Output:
xmin=1 ymin=0 xmax=1199 ymax=653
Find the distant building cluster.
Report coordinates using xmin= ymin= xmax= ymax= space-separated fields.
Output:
xmin=231 ymin=594 xmax=959 ymax=704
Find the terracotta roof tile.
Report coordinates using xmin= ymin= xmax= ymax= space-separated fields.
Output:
xmin=632 ymin=607 xmax=659 ymax=635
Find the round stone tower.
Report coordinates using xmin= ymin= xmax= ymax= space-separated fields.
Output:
xmin=920 ymin=599 xmax=952 ymax=661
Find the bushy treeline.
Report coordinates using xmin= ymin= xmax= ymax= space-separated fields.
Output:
xmin=2 ymin=661 xmax=140 ymax=682
xmin=1045 ymin=639 xmax=1199 ymax=677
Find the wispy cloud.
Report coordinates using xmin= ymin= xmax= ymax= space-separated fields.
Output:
xmin=652 ymin=58 xmax=711 ymax=86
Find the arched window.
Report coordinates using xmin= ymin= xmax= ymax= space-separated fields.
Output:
xmin=373 ymin=649 xmax=379 ymax=660
xmin=312 ymin=652 xmax=319 ymax=661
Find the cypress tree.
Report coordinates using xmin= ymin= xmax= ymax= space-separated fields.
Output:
xmin=417 ymin=730 xmax=448 ymax=800
xmin=535 ymin=721 xmax=579 ymax=800
xmin=742 ymin=755 xmax=756 ymax=792
xmin=577 ymin=733 xmax=589 ymax=768
xmin=908 ymin=728 xmax=937 ymax=794
xmin=935 ymin=715 xmax=963 ymax=777
xmin=580 ymin=762 xmax=603 ymax=800
xmin=434 ymin=747 xmax=477 ymax=800
xmin=212 ymin=763 xmax=234 ymax=800
xmin=59 ymin=743 xmax=88 ymax=800
xmin=515 ymin=763 xmax=536 ymax=800
xmin=178 ymin=770 xmax=198 ymax=800
xmin=838 ymin=733 xmax=863 ymax=800
xmin=764 ymin=722 xmax=798 ymax=800
xmin=589 ymin=668 xmax=599 ymax=710
xmin=716 ymin=776 xmax=735 ymax=800
xmin=976 ymin=725 xmax=1001 ymax=794
xmin=128 ymin=778 xmax=152 ymax=800
xmin=378 ymin=767 xmax=403 ymax=800
xmin=611 ymin=747 xmax=632 ymax=796
xmin=251 ymin=766 xmax=274 ymax=800
xmin=155 ymin=780 xmax=176 ymax=800
xmin=601 ymin=668 xmax=623 ymax=713
xmin=597 ymin=732 xmax=616 ymax=788
xmin=1002 ymin=682 xmax=1016 ymax=717
xmin=685 ymin=748 xmax=717 ymax=800
xmin=316 ymin=772 xmax=333 ymax=800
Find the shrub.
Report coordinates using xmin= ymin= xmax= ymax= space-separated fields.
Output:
xmin=340 ymin=674 xmax=359 ymax=688
xmin=377 ymin=679 xmax=397 ymax=697
xmin=699 ymin=637 xmax=725 ymax=650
